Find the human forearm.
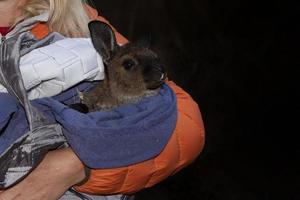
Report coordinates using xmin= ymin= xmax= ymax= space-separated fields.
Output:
xmin=0 ymin=148 xmax=86 ymax=200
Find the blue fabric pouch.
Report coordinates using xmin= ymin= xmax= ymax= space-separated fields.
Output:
xmin=0 ymin=83 xmax=177 ymax=168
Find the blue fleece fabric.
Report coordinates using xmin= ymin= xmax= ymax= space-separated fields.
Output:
xmin=0 ymin=83 xmax=177 ymax=168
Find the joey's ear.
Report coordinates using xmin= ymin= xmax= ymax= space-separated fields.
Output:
xmin=88 ymin=20 xmax=118 ymax=63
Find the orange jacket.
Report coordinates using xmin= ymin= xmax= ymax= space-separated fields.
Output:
xmin=30 ymin=6 xmax=205 ymax=195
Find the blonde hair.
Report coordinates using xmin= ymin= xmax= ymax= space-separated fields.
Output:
xmin=16 ymin=0 xmax=91 ymax=37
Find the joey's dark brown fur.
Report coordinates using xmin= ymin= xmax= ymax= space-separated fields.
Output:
xmin=81 ymin=21 xmax=166 ymax=111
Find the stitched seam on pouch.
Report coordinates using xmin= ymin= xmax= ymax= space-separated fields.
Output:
xmin=178 ymin=107 xmax=203 ymax=131
xmin=145 ymin=159 xmax=156 ymax=188
xmin=120 ymin=167 xmax=130 ymax=192
xmin=175 ymin=128 xmax=182 ymax=166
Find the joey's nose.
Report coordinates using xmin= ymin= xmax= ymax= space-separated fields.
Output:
xmin=154 ymin=64 xmax=165 ymax=77
xmin=152 ymin=64 xmax=166 ymax=81
xmin=160 ymin=72 xmax=167 ymax=81
xmin=144 ymin=64 xmax=167 ymax=90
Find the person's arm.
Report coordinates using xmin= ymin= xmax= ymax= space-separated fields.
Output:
xmin=0 ymin=148 xmax=86 ymax=200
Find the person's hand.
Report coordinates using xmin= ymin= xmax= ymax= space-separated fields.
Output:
xmin=0 ymin=148 xmax=86 ymax=200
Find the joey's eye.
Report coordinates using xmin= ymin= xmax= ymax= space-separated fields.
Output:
xmin=122 ymin=59 xmax=136 ymax=71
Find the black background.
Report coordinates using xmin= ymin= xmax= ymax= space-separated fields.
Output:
xmin=92 ymin=0 xmax=299 ymax=199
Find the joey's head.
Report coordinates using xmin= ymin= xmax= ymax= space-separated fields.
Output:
xmin=88 ymin=21 xmax=166 ymax=99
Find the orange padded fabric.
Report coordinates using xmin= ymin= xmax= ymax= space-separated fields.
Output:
xmin=30 ymin=23 xmax=50 ymax=40
xmin=30 ymin=6 xmax=205 ymax=195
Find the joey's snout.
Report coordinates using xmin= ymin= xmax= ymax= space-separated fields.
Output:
xmin=143 ymin=63 xmax=167 ymax=90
